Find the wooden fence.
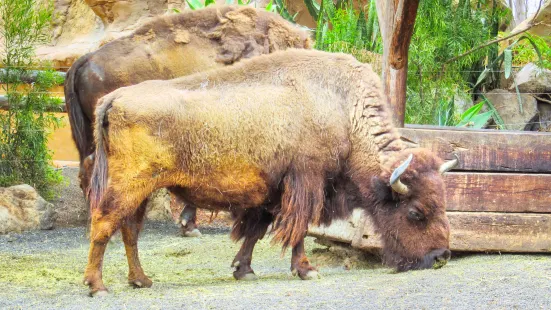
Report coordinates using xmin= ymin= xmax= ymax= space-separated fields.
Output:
xmin=309 ymin=125 xmax=551 ymax=253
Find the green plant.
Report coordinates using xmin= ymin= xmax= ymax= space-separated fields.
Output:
xmin=406 ymin=0 xmax=509 ymax=125
xmin=184 ymin=0 xmax=297 ymax=22
xmin=509 ymin=34 xmax=551 ymax=70
xmin=0 ymin=0 xmax=64 ymax=199
xmin=456 ymin=102 xmax=493 ymax=129
xmin=308 ymin=0 xmax=381 ymax=54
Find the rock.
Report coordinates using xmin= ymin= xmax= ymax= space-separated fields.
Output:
xmin=454 ymin=92 xmax=474 ymax=116
xmin=50 ymin=166 xmax=88 ymax=227
xmin=35 ymin=0 xmax=273 ymax=69
xmin=145 ymin=189 xmax=173 ymax=222
xmin=481 ymin=89 xmax=538 ymax=130
xmin=511 ymin=63 xmax=551 ymax=94
xmin=0 ymin=184 xmax=57 ymax=234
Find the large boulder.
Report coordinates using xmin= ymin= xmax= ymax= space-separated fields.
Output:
xmin=482 ymin=89 xmax=538 ymax=130
xmin=145 ymin=189 xmax=174 ymax=222
xmin=35 ymin=0 xmax=272 ymax=69
xmin=511 ymin=63 xmax=551 ymax=94
xmin=50 ymin=166 xmax=88 ymax=227
xmin=0 ymin=184 xmax=57 ymax=234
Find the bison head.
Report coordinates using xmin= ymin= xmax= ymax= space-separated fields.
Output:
xmin=369 ymin=148 xmax=458 ymax=271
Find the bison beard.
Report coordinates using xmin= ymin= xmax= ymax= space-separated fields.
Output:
xmin=83 ymin=49 xmax=457 ymax=296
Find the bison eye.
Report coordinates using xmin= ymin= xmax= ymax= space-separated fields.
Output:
xmin=408 ymin=208 xmax=425 ymax=221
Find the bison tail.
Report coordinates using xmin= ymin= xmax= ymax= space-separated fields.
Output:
xmin=64 ymin=53 xmax=93 ymax=162
xmin=272 ymin=166 xmax=325 ymax=250
xmin=87 ymin=98 xmax=113 ymax=211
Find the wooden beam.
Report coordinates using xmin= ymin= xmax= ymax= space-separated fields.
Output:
xmin=399 ymin=126 xmax=551 ymax=172
xmin=350 ymin=212 xmax=551 ymax=253
xmin=445 ymin=172 xmax=551 ymax=213
xmin=375 ymin=0 xmax=419 ymax=127
xmin=390 ymin=0 xmax=420 ymax=70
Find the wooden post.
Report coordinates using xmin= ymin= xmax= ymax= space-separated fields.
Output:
xmin=375 ymin=0 xmax=420 ymax=127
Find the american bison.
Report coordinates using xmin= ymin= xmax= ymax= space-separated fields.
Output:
xmin=84 ymin=49 xmax=458 ymax=296
xmin=64 ymin=6 xmax=311 ymax=235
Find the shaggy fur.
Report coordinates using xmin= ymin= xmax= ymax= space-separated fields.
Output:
xmin=85 ymin=49 xmax=453 ymax=295
xmin=64 ymin=5 xmax=311 ymax=188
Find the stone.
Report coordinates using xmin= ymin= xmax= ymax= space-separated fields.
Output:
xmin=145 ymin=189 xmax=173 ymax=222
xmin=0 ymin=184 xmax=57 ymax=234
xmin=481 ymin=89 xmax=538 ymax=130
xmin=50 ymin=166 xmax=88 ymax=227
xmin=34 ymin=0 xmax=274 ymax=69
xmin=454 ymin=92 xmax=474 ymax=116
xmin=511 ymin=63 xmax=551 ymax=94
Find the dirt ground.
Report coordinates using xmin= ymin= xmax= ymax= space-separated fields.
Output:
xmin=1 ymin=222 xmax=550 ymax=310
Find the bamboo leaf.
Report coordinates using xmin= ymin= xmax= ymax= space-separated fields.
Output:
xmin=304 ymin=0 xmax=320 ymax=21
xmin=456 ymin=101 xmax=484 ymax=127
xmin=186 ymin=0 xmax=204 ymax=10
xmin=481 ymin=95 xmax=505 ymax=129
xmin=504 ymin=48 xmax=512 ymax=79
xmin=514 ymin=79 xmax=523 ymax=114
xmin=467 ymin=111 xmax=493 ymax=128
xmin=265 ymin=0 xmax=273 ymax=11
xmin=474 ymin=67 xmax=490 ymax=88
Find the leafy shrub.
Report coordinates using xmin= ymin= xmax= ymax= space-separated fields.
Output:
xmin=0 ymin=0 xmax=64 ymax=199
xmin=406 ymin=0 xmax=509 ymax=125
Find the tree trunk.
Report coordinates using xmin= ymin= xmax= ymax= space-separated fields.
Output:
xmin=375 ymin=0 xmax=419 ymax=127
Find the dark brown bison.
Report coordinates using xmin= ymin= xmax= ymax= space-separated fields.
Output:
xmin=64 ymin=5 xmax=311 ymax=235
xmin=84 ymin=49 xmax=458 ymax=296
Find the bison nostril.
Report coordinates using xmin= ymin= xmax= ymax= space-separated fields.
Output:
xmin=435 ymin=249 xmax=451 ymax=262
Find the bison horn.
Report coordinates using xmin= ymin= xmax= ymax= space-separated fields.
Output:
xmin=439 ymin=154 xmax=459 ymax=174
xmin=390 ymin=154 xmax=413 ymax=195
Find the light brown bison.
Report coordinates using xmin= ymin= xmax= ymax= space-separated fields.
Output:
xmin=84 ymin=49 xmax=458 ymax=296
xmin=64 ymin=5 xmax=311 ymax=235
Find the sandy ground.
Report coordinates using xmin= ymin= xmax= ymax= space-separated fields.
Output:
xmin=1 ymin=222 xmax=551 ymax=310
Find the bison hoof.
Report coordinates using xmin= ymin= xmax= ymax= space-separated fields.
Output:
xmin=292 ymin=269 xmax=321 ymax=280
xmin=129 ymin=277 xmax=153 ymax=288
xmin=235 ymin=272 xmax=258 ymax=281
xmin=91 ymin=289 xmax=109 ymax=297
xmin=183 ymin=229 xmax=202 ymax=238
xmin=301 ymin=270 xmax=321 ymax=280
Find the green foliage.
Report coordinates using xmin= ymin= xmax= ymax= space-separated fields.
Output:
xmin=310 ymin=0 xmax=381 ymax=60
xmin=0 ymin=0 xmax=64 ymax=199
xmin=456 ymin=102 xmax=493 ymax=129
xmin=183 ymin=0 xmax=296 ymax=22
xmin=406 ymin=0 xmax=508 ymax=125
xmin=509 ymin=34 xmax=551 ymax=70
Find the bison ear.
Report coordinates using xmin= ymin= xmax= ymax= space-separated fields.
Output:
xmin=371 ymin=176 xmax=393 ymax=202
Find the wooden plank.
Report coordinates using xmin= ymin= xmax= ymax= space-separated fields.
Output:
xmin=447 ymin=212 xmax=551 ymax=252
xmin=351 ymin=212 xmax=551 ymax=253
xmin=399 ymin=126 xmax=551 ymax=172
xmin=445 ymin=172 xmax=551 ymax=213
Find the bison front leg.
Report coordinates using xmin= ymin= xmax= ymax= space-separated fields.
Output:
xmin=291 ymin=236 xmax=320 ymax=280
xmin=230 ymin=209 xmax=272 ymax=281
xmin=121 ymin=200 xmax=152 ymax=289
